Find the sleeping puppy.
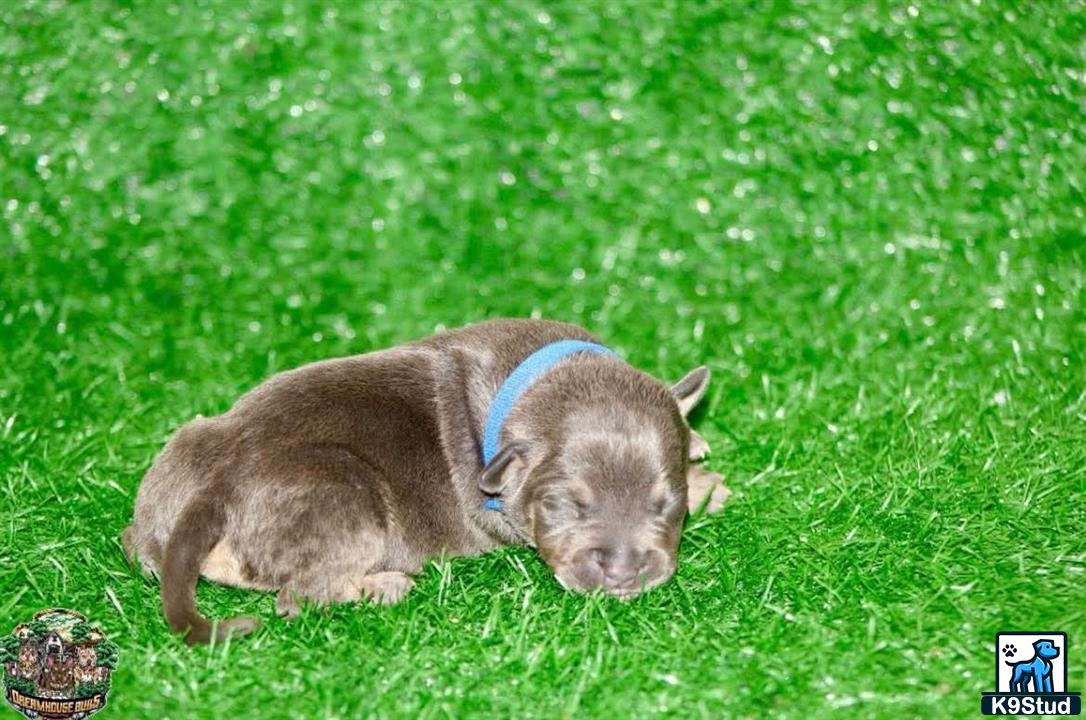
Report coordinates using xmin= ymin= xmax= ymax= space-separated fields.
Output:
xmin=123 ymin=319 xmax=729 ymax=643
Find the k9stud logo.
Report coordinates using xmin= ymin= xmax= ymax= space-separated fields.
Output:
xmin=981 ymin=632 xmax=1081 ymax=716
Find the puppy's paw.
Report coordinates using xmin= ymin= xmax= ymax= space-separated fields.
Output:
xmin=276 ymin=589 xmax=302 ymax=619
xmin=689 ymin=430 xmax=710 ymax=462
xmin=197 ymin=616 xmax=260 ymax=645
xmin=686 ymin=465 xmax=731 ymax=514
xmin=359 ymin=571 xmax=415 ymax=605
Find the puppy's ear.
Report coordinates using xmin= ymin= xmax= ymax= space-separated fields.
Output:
xmin=479 ymin=443 xmax=528 ymax=495
xmin=671 ymin=366 xmax=710 ymax=418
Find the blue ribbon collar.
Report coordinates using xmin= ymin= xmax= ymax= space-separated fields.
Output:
xmin=480 ymin=340 xmax=618 ymax=482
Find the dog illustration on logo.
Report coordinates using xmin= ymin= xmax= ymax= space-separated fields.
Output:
xmin=1006 ymin=638 xmax=1060 ymax=693
xmin=982 ymin=631 xmax=1081 ymax=716
xmin=38 ymin=630 xmax=76 ymax=692
xmin=2 ymin=608 xmax=118 ymax=720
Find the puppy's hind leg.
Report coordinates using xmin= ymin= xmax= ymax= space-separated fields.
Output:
xmin=254 ymin=445 xmax=415 ymax=617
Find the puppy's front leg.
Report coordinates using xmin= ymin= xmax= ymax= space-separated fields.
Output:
xmin=686 ymin=464 xmax=731 ymax=514
xmin=276 ymin=570 xmax=416 ymax=619
xmin=689 ymin=429 xmax=710 ymax=462
xmin=358 ymin=571 xmax=415 ymax=605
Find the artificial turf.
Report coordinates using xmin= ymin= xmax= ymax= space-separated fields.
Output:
xmin=2 ymin=1 xmax=1085 ymax=717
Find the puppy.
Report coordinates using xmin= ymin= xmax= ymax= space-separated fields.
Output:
xmin=123 ymin=319 xmax=729 ymax=643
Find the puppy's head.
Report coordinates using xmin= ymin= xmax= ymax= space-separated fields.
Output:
xmin=480 ymin=365 xmax=709 ymax=598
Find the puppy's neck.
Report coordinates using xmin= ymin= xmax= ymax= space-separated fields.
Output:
xmin=468 ymin=492 xmax=535 ymax=547
xmin=434 ymin=337 xmax=670 ymax=550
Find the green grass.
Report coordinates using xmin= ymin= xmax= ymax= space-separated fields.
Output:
xmin=2 ymin=1 xmax=1085 ymax=717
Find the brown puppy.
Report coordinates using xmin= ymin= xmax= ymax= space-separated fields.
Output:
xmin=123 ymin=319 xmax=728 ymax=643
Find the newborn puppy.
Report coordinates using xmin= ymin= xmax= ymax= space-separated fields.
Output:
xmin=123 ymin=319 xmax=728 ymax=643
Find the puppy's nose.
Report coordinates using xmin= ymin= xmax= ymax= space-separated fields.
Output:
xmin=588 ymin=546 xmax=648 ymax=590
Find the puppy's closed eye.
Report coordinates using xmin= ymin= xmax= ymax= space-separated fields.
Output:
xmin=541 ymin=494 xmax=591 ymax=521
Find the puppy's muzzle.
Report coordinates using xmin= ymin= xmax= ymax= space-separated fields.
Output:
xmin=564 ymin=544 xmax=672 ymax=598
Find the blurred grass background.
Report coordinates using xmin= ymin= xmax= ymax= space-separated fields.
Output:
xmin=1 ymin=1 xmax=1084 ymax=717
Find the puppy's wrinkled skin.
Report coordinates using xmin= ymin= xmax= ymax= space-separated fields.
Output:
xmin=124 ymin=319 xmax=727 ymax=643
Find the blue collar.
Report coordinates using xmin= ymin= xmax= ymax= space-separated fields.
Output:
xmin=481 ymin=339 xmax=618 ymax=510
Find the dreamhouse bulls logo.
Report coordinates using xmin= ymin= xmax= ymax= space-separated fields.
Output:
xmin=2 ymin=609 xmax=117 ymax=719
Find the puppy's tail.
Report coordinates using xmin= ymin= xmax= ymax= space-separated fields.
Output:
xmin=160 ymin=497 xmax=260 ymax=645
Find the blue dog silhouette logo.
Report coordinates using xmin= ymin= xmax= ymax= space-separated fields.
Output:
xmin=1005 ymin=638 xmax=1060 ymax=693
xmin=981 ymin=632 xmax=1081 ymax=716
